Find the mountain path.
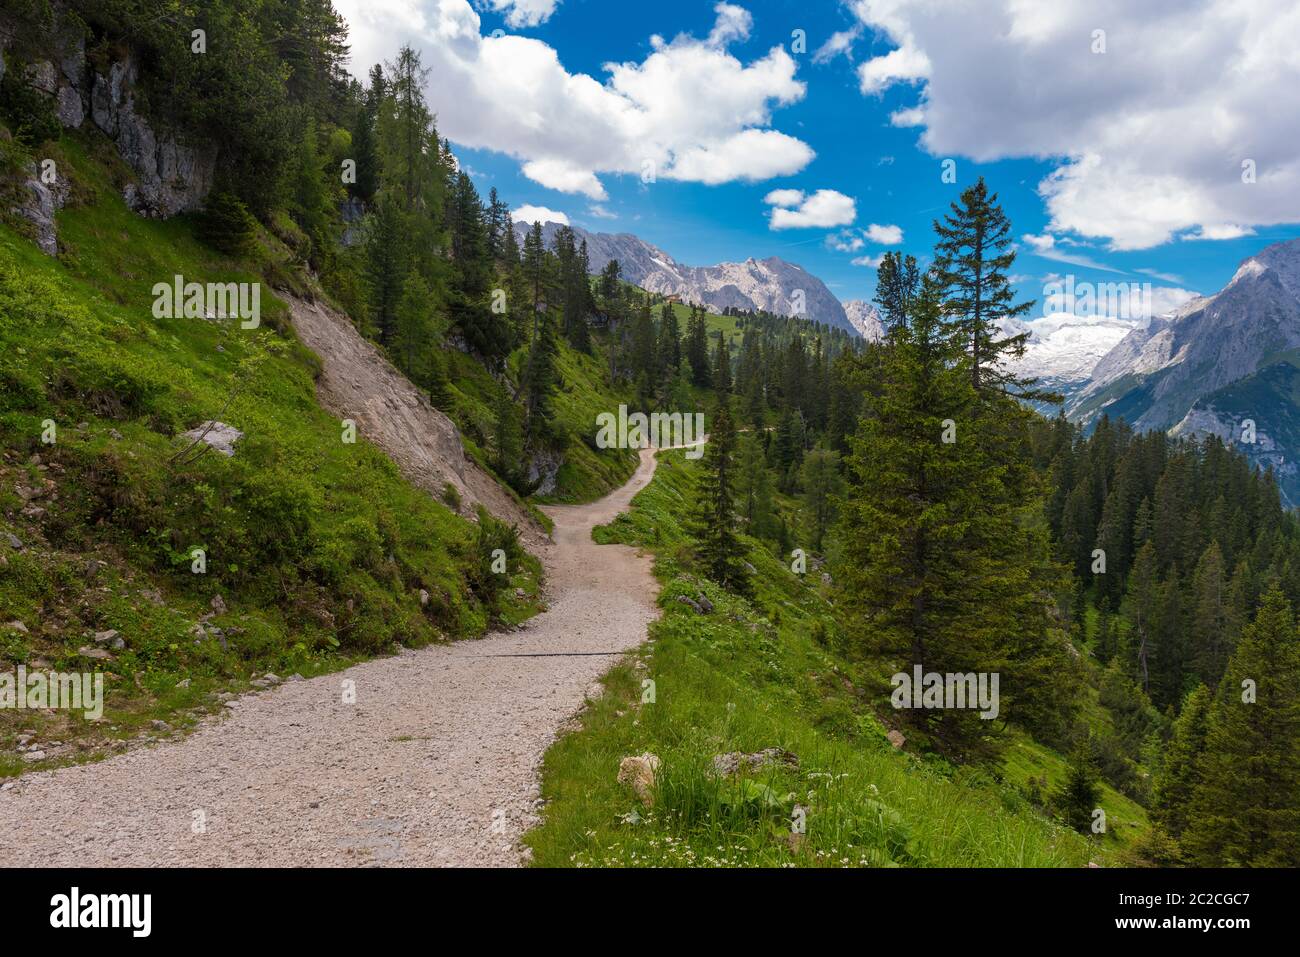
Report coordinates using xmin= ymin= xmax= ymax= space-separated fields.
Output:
xmin=0 ymin=447 xmax=663 ymax=867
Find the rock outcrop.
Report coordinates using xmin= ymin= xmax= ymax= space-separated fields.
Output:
xmin=1 ymin=13 xmax=215 ymax=252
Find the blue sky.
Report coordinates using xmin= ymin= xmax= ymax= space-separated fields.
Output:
xmin=335 ymin=0 xmax=1300 ymax=313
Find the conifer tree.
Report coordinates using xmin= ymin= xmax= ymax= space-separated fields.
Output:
xmin=1182 ymin=585 xmax=1300 ymax=866
xmin=1055 ymin=736 xmax=1101 ymax=833
xmin=685 ymin=309 xmax=712 ymax=387
xmin=364 ymin=194 xmax=407 ymax=344
xmin=1151 ymin=683 xmax=1212 ymax=843
xmin=932 ymin=177 xmax=1054 ymax=400
xmin=690 ymin=402 xmax=749 ymax=595
xmin=836 ymin=274 xmax=1074 ymax=754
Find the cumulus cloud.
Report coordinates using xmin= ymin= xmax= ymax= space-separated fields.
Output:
xmin=863 ymin=223 xmax=903 ymax=245
xmin=846 ymin=0 xmax=1300 ymax=250
xmin=334 ymin=0 xmax=812 ymax=198
xmin=511 ymin=204 xmax=569 ymax=225
xmin=482 ymin=0 xmax=559 ymax=28
xmin=852 ymin=253 xmax=886 ymax=268
xmin=765 ymin=189 xmax=857 ymax=229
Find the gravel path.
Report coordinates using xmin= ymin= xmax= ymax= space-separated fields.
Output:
xmin=0 ymin=448 xmax=662 ymax=867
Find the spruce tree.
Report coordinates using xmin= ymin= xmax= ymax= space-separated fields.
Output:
xmin=1182 ymin=585 xmax=1300 ymax=866
xmin=836 ymin=274 xmax=1074 ymax=755
xmin=1055 ymin=737 xmax=1101 ymax=834
xmin=1151 ymin=683 xmax=1212 ymax=844
xmin=932 ymin=177 xmax=1055 ymax=400
xmin=690 ymin=402 xmax=749 ymax=595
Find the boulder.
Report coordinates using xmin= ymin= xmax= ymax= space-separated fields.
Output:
xmin=886 ymin=729 xmax=906 ymax=749
xmin=617 ymin=753 xmax=660 ymax=806
xmin=179 ymin=422 xmax=243 ymax=458
xmin=712 ymin=748 xmax=799 ymax=777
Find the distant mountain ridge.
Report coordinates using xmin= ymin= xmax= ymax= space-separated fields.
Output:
xmin=1068 ymin=237 xmax=1300 ymax=503
xmin=514 ymin=220 xmax=855 ymax=335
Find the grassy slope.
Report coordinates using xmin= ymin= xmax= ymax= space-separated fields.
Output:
xmin=441 ymin=335 xmax=638 ymax=506
xmin=0 ymin=135 xmax=540 ymax=775
xmin=525 ymin=448 xmax=1120 ymax=867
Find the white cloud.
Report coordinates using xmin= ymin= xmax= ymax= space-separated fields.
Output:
xmin=522 ymin=159 xmax=607 ymax=200
xmin=511 ymin=204 xmax=569 ymax=225
xmin=587 ymin=204 xmax=617 ymax=219
xmin=1021 ymin=233 xmax=1128 ymax=273
xmin=863 ymin=223 xmax=903 ymax=245
xmin=813 ymin=26 xmax=861 ymax=64
xmin=858 ymin=44 xmax=930 ymax=95
xmin=764 ymin=188 xmax=805 ymax=207
xmin=482 ymin=0 xmax=559 ymax=28
xmin=1184 ymin=224 xmax=1255 ymax=241
xmin=706 ymin=3 xmax=752 ymax=47
xmin=334 ymin=0 xmax=812 ymax=198
xmin=827 ymin=229 xmax=864 ymax=252
xmin=767 ymin=189 xmax=856 ymax=229
xmin=852 ymin=253 xmax=886 ymax=268
xmin=846 ymin=0 xmax=1300 ymax=250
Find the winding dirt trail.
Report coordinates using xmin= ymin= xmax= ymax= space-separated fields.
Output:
xmin=0 ymin=448 xmax=662 ymax=867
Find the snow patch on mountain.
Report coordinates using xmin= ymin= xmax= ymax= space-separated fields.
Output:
xmin=996 ymin=313 xmax=1143 ymax=384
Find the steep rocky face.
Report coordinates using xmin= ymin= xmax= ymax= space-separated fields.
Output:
xmin=1069 ymin=239 xmax=1300 ymax=431
xmin=514 ymin=220 xmax=855 ymax=335
xmin=1067 ymin=237 xmax=1300 ymax=504
xmin=88 ymin=54 xmax=215 ymax=218
xmin=842 ymin=300 xmax=884 ymax=341
xmin=1 ymin=17 xmax=215 ymax=252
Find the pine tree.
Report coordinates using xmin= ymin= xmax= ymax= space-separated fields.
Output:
xmin=932 ymin=177 xmax=1055 ymax=400
xmin=1191 ymin=541 xmax=1230 ymax=686
xmin=1182 ymin=585 xmax=1300 ymax=866
xmin=199 ymin=190 xmax=258 ymax=258
xmin=712 ymin=333 xmax=732 ymax=396
xmin=682 ymin=309 xmax=710 ymax=388
xmin=836 ymin=274 xmax=1074 ymax=754
xmin=690 ymin=402 xmax=749 ymax=594
xmin=1151 ymin=683 xmax=1213 ymax=844
xmin=364 ymin=194 xmax=407 ymax=344
xmin=1055 ymin=736 xmax=1101 ymax=834
xmin=873 ymin=251 xmax=921 ymax=331
xmin=800 ymin=447 xmax=841 ymax=552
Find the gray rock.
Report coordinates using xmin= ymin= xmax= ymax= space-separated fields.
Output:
xmin=210 ymin=594 xmax=228 ymax=615
xmin=12 ymin=161 xmax=71 ymax=256
xmin=78 ymin=646 xmax=113 ymax=660
xmin=21 ymin=750 xmax=46 ymax=762
xmin=175 ymin=678 xmax=191 ymax=689
xmin=93 ymin=629 xmax=119 ymax=644
xmin=4 ymin=621 xmax=28 ymax=634
xmin=676 ymin=595 xmax=704 ymax=614
xmin=179 ymin=422 xmax=243 ymax=458
xmin=4 ymin=533 xmax=21 ymax=549
xmin=711 ymin=748 xmax=799 ymax=777
xmin=56 ymin=84 xmax=83 ymax=128
xmin=24 ymin=60 xmax=57 ymax=94
xmin=90 ymin=55 xmax=215 ymax=217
